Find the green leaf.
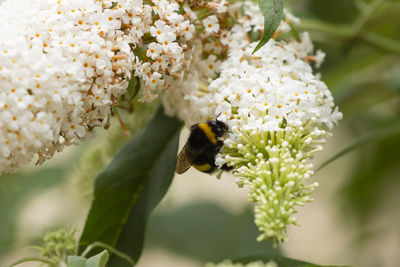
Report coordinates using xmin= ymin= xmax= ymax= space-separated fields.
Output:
xmin=78 ymin=107 xmax=182 ymax=265
xmin=68 ymin=250 xmax=109 ymax=267
xmin=126 ymin=76 xmax=141 ymax=101
xmin=86 ymin=250 xmax=109 ymax=267
xmin=80 ymin=242 xmax=134 ymax=266
xmin=233 ymin=255 xmax=351 ymax=267
xmin=67 ymin=256 xmax=87 ymax=267
xmin=73 ymin=97 xmax=161 ymax=202
xmin=316 ymin=120 xmax=400 ymax=172
xmin=146 ymin=202 xmax=278 ymax=262
xmin=253 ymin=0 xmax=283 ymax=53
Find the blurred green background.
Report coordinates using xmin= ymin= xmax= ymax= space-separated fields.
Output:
xmin=1 ymin=0 xmax=399 ymax=266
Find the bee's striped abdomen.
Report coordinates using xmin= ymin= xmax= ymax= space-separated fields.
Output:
xmin=193 ymin=163 xmax=215 ymax=173
xmin=192 ymin=149 xmax=217 ymax=173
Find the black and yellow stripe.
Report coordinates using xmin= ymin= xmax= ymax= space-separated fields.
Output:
xmin=198 ymin=123 xmax=217 ymax=144
xmin=175 ymin=118 xmax=230 ymax=174
xmin=193 ymin=163 xmax=214 ymax=173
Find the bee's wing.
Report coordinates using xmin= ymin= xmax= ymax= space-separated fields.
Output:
xmin=175 ymin=142 xmax=204 ymax=174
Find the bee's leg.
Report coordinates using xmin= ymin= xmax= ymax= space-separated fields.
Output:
xmin=220 ymin=163 xmax=233 ymax=171
xmin=215 ymin=163 xmax=233 ymax=178
xmin=215 ymin=169 xmax=224 ymax=179
xmin=215 ymin=140 xmax=224 ymax=151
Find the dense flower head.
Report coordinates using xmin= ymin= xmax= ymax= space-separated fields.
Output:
xmin=132 ymin=0 xmax=197 ymax=100
xmin=0 ymin=0 xmax=137 ymax=173
xmin=163 ymin=1 xmax=342 ymax=242
xmin=0 ymin=0 xmax=221 ymax=173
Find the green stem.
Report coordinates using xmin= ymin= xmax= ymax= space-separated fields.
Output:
xmin=289 ymin=21 xmax=301 ymax=42
xmin=6 ymin=257 xmax=57 ymax=267
xmin=360 ymin=31 xmax=400 ymax=54
xmin=299 ymin=18 xmax=400 ymax=54
xmin=299 ymin=18 xmax=352 ymax=37
xmin=316 ymin=121 xmax=400 ymax=172
xmin=81 ymin=242 xmax=135 ymax=266
xmin=354 ymin=0 xmax=368 ymax=11
xmin=352 ymin=0 xmax=385 ymax=35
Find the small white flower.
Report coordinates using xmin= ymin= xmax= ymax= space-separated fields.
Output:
xmin=217 ymin=0 xmax=228 ymax=13
xmin=178 ymin=20 xmax=195 ymax=40
xmin=203 ymin=15 xmax=220 ymax=34
xmin=146 ymin=42 xmax=163 ymax=60
xmin=150 ymin=55 xmax=169 ymax=72
xmin=159 ymin=31 xmax=177 ymax=47
xmin=145 ymin=71 xmax=163 ymax=88
xmin=149 ymin=20 xmax=167 ymax=41
xmin=315 ymin=50 xmax=326 ymax=68
xmin=199 ymin=54 xmax=220 ymax=78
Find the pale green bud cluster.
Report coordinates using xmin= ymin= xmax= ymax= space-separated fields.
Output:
xmin=222 ymin=120 xmax=329 ymax=242
xmin=39 ymin=228 xmax=76 ymax=266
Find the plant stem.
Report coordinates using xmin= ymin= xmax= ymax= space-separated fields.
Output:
xmin=316 ymin=120 xmax=400 ymax=172
xmin=354 ymin=0 xmax=368 ymax=11
xmin=361 ymin=31 xmax=400 ymax=54
xmin=6 ymin=257 xmax=57 ymax=267
xmin=298 ymin=18 xmax=400 ymax=54
xmin=299 ymin=18 xmax=352 ymax=37
xmin=114 ymin=108 xmax=131 ymax=137
xmin=352 ymin=0 xmax=385 ymax=36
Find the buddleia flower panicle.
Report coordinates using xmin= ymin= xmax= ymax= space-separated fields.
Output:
xmin=0 ymin=0 xmax=135 ymax=173
xmin=0 ymin=0 xmax=225 ymax=174
xmin=163 ymin=1 xmax=342 ymax=243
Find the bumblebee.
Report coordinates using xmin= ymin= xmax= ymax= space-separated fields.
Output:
xmin=175 ymin=119 xmax=231 ymax=174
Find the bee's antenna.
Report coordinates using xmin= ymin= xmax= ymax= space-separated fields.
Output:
xmin=216 ymin=112 xmax=222 ymax=120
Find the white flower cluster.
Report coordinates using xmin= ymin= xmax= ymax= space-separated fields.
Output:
xmin=133 ymin=0 xmax=197 ymax=100
xmin=0 ymin=0 xmax=136 ymax=173
xmin=0 ymin=0 xmax=229 ymax=174
xmin=163 ymin=1 xmax=342 ymax=242
xmin=0 ymin=0 xmax=232 ymax=173
xmin=206 ymin=260 xmax=277 ymax=267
